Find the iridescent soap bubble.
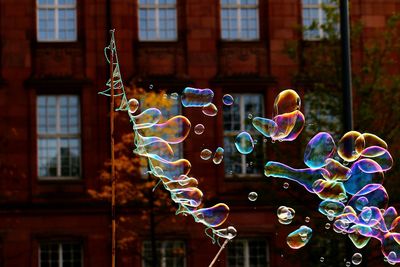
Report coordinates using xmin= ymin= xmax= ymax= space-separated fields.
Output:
xmin=355 ymin=196 xmax=369 ymax=211
xmin=361 ymin=146 xmax=393 ymax=171
xmin=222 ymin=94 xmax=234 ymax=105
xmin=128 ymin=98 xmax=139 ymax=114
xmin=305 ymin=217 xmax=310 ymax=223
xmin=235 ymin=131 xmax=254 ymax=154
xmin=213 ymin=147 xmax=224 ymax=164
xmin=352 ymin=253 xmax=362 ymax=265
xmin=318 ymin=199 xmax=345 ymax=217
xmin=271 ymin=110 xmax=305 ymax=141
xmin=277 ymin=206 xmax=295 ymax=225
xmin=324 ymin=158 xmax=350 ymax=181
xmin=202 ymin=103 xmax=218 ymax=116
xmin=181 ymin=87 xmax=214 ymax=107
xmin=286 ymin=225 xmax=312 ymax=249
xmin=200 ymin=149 xmax=212 ymax=160
xmin=338 ymin=131 xmax=365 ymax=162
xmin=304 ymin=132 xmax=336 ymax=169
xmin=252 ymin=117 xmax=278 ymax=138
xmin=283 ymin=182 xmax=289 ymax=189
xmin=274 ymin=89 xmax=301 ymax=116
xmin=248 ymin=192 xmax=258 ymax=201
xmin=325 ymin=223 xmax=331 ymax=229
xmin=194 ymin=124 xmax=205 ymax=135
xmin=192 ymin=203 xmax=230 ymax=227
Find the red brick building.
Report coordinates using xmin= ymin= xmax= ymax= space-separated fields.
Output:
xmin=0 ymin=0 xmax=399 ymax=266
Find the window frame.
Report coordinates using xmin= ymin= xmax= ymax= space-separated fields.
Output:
xmin=142 ymin=240 xmax=186 ymax=267
xmin=223 ymin=93 xmax=265 ymax=178
xmin=36 ymin=0 xmax=78 ymax=42
xmin=37 ymin=95 xmax=81 ymax=181
xmin=38 ymin=240 xmax=83 ymax=267
xmin=227 ymin=238 xmax=270 ymax=267
xmin=220 ymin=0 xmax=260 ymax=41
xmin=138 ymin=0 xmax=178 ymax=42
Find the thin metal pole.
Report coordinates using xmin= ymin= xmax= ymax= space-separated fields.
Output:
xmin=209 ymin=239 xmax=229 ymax=267
xmin=109 ymin=29 xmax=116 ymax=267
xmin=340 ymin=0 xmax=354 ymax=132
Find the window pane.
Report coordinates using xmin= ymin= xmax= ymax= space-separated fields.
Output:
xmin=37 ymin=95 xmax=81 ymax=178
xmin=143 ymin=240 xmax=185 ymax=267
xmin=223 ymin=94 xmax=264 ymax=176
xmin=39 ymin=242 xmax=82 ymax=267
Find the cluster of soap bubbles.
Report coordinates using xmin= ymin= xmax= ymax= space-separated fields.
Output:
xmin=102 ymin=39 xmax=398 ymax=263
xmin=234 ymin=90 xmax=305 ymax=157
xmin=265 ymin=124 xmax=399 ymax=262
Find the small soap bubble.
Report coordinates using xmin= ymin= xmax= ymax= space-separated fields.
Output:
xmin=325 ymin=223 xmax=331 ymax=229
xmin=163 ymin=93 xmax=168 ymax=99
xmin=170 ymin=92 xmax=179 ymax=100
xmin=128 ymin=98 xmax=139 ymax=114
xmin=202 ymin=103 xmax=218 ymax=116
xmin=200 ymin=149 xmax=212 ymax=160
xmin=212 ymin=147 xmax=224 ymax=164
xmin=320 ymin=257 xmax=325 ymax=262
xmin=305 ymin=217 xmax=310 ymax=223
xmin=194 ymin=124 xmax=205 ymax=135
xmin=149 ymin=84 xmax=153 ymax=89
xmin=277 ymin=206 xmax=295 ymax=224
xmin=345 ymin=262 xmax=351 ymax=267
xmin=351 ymin=253 xmax=362 ymax=265
xmin=235 ymin=132 xmax=254 ymax=155
xmin=248 ymin=113 xmax=253 ymax=119
xmin=286 ymin=225 xmax=312 ymax=249
xmin=222 ymin=94 xmax=234 ymax=105
xmin=283 ymin=182 xmax=289 ymax=189
xmin=248 ymin=192 xmax=258 ymax=201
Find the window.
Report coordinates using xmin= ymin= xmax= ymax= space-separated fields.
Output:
xmin=39 ymin=241 xmax=83 ymax=267
xmin=138 ymin=0 xmax=177 ymax=41
xmin=37 ymin=0 xmax=77 ymax=41
xmin=227 ymin=239 xmax=269 ymax=267
xmin=221 ymin=0 xmax=259 ymax=40
xmin=223 ymin=94 xmax=264 ymax=177
xmin=37 ymin=95 xmax=81 ymax=179
xmin=302 ymin=0 xmax=338 ymax=40
xmin=142 ymin=240 xmax=185 ymax=267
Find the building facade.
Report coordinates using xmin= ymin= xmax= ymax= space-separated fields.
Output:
xmin=0 ymin=0 xmax=399 ymax=266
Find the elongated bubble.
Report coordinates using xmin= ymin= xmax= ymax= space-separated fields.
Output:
xmin=265 ymin=161 xmax=329 ymax=193
xmin=304 ymin=132 xmax=336 ymax=169
xmin=132 ymin=108 xmax=162 ymax=129
xmin=192 ymin=203 xmax=230 ymax=227
xmin=235 ymin=132 xmax=254 ymax=154
xmin=286 ymin=225 xmax=312 ymax=249
xmin=361 ymin=146 xmax=393 ymax=171
xmin=319 ymin=199 xmax=345 ymax=217
xmin=356 ymin=133 xmax=388 ymax=153
xmin=323 ymin=159 xmax=350 ymax=181
xmin=128 ymin=98 xmax=139 ymax=114
xmin=252 ymin=117 xmax=278 ymax=138
xmin=181 ymin=87 xmax=214 ymax=107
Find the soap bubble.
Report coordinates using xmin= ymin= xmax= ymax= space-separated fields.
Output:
xmin=345 ymin=261 xmax=351 ymax=267
xmin=128 ymin=98 xmax=139 ymax=114
xmin=222 ymin=94 xmax=234 ymax=105
xmin=194 ymin=124 xmax=205 ymax=135
xmin=305 ymin=217 xmax=310 ymax=223
xmin=320 ymin=257 xmax=324 ymax=262
xmin=325 ymin=223 xmax=331 ymax=229
xmin=200 ymin=149 xmax=212 ymax=160
xmin=277 ymin=206 xmax=295 ymax=224
xmin=248 ymin=192 xmax=258 ymax=201
xmin=202 ymin=103 xmax=218 ymax=116
xmin=286 ymin=225 xmax=312 ymax=249
xmin=170 ymin=92 xmax=179 ymax=100
xmin=181 ymin=87 xmax=214 ymax=107
xmin=274 ymin=89 xmax=301 ymax=116
xmin=235 ymin=131 xmax=254 ymax=155
xmin=213 ymin=147 xmax=224 ymax=164
xmin=352 ymin=253 xmax=362 ymax=265
xmin=283 ymin=182 xmax=289 ymax=189
xmin=337 ymin=131 xmax=364 ymax=162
